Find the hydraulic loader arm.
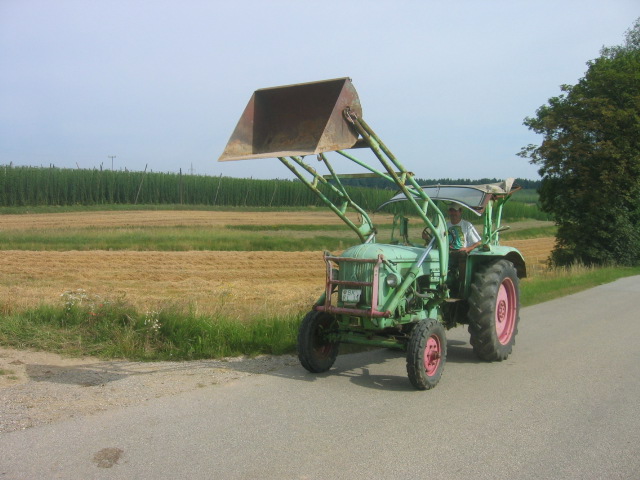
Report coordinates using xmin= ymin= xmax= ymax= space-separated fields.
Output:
xmin=218 ymin=77 xmax=449 ymax=281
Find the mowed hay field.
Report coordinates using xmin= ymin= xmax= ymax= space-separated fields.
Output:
xmin=0 ymin=210 xmax=555 ymax=319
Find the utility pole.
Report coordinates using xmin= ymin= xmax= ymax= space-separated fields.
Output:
xmin=108 ymin=155 xmax=116 ymax=170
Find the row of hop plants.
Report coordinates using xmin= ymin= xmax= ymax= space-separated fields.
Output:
xmin=0 ymin=164 xmax=550 ymax=221
xmin=0 ymin=164 xmax=391 ymax=210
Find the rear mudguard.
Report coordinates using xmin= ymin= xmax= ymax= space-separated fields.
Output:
xmin=462 ymin=246 xmax=526 ymax=298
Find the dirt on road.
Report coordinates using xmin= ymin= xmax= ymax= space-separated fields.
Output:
xmin=0 ymin=346 xmax=298 ymax=433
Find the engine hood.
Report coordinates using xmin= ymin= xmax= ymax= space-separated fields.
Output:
xmin=340 ymin=243 xmax=428 ymax=263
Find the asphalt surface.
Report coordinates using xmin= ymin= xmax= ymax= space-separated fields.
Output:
xmin=2 ymin=276 xmax=640 ymax=479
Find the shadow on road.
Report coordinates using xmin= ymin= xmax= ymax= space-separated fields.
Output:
xmin=263 ymin=337 xmax=482 ymax=391
xmin=19 ymin=335 xmax=481 ymax=392
xmin=445 ymin=340 xmax=483 ymax=365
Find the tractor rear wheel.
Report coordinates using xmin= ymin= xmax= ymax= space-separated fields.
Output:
xmin=406 ymin=318 xmax=446 ymax=390
xmin=297 ymin=310 xmax=339 ymax=373
xmin=467 ymin=259 xmax=520 ymax=361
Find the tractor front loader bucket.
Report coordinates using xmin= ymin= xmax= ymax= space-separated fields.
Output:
xmin=218 ymin=77 xmax=362 ymax=162
xmin=217 ymin=77 xmax=450 ymax=276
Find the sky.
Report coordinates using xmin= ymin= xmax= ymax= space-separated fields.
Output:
xmin=1 ymin=1 xmax=638 ymax=181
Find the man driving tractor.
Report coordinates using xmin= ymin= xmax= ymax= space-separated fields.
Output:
xmin=446 ymin=204 xmax=481 ymax=253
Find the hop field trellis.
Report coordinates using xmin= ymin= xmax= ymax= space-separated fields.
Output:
xmin=0 ymin=165 xmax=550 ymax=221
xmin=0 ymin=165 xmax=388 ymax=209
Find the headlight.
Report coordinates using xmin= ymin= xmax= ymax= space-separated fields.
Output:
xmin=386 ymin=273 xmax=401 ymax=287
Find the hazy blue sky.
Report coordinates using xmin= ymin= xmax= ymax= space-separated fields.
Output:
xmin=1 ymin=1 xmax=638 ymax=181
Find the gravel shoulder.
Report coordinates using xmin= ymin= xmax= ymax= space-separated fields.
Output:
xmin=0 ymin=347 xmax=298 ymax=433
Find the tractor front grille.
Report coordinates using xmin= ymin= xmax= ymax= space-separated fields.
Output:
xmin=315 ymin=253 xmax=391 ymax=318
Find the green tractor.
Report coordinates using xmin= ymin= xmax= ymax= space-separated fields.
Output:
xmin=219 ymin=78 xmax=526 ymax=390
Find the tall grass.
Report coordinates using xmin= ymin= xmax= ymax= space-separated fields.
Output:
xmin=0 ymin=291 xmax=299 ymax=360
xmin=500 ymin=201 xmax=550 ymax=221
xmin=519 ymin=265 xmax=640 ymax=306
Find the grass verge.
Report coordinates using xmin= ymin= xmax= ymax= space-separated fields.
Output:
xmin=519 ymin=265 xmax=640 ymax=307
xmin=0 ymin=224 xmax=552 ymax=252
xmin=0 ymin=227 xmax=353 ymax=252
xmin=0 ymin=297 xmax=300 ymax=361
xmin=1 ymin=266 xmax=639 ymax=361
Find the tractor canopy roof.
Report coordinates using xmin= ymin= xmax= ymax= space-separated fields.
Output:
xmin=377 ymin=179 xmax=517 ymax=216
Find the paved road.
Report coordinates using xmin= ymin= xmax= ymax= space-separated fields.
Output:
xmin=2 ymin=277 xmax=640 ymax=479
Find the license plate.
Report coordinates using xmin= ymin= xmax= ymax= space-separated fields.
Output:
xmin=342 ymin=288 xmax=361 ymax=303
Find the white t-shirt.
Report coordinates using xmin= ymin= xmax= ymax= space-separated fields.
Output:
xmin=447 ymin=220 xmax=481 ymax=250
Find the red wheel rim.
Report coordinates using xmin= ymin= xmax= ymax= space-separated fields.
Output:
xmin=313 ymin=317 xmax=334 ymax=358
xmin=495 ymin=277 xmax=516 ymax=345
xmin=423 ymin=334 xmax=442 ymax=376
xmin=314 ymin=342 xmax=333 ymax=358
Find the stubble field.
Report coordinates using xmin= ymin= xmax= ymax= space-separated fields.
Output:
xmin=0 ymin=210 xmax=554 ymax=319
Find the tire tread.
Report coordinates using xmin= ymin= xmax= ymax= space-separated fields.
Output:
xmin=467 ymin=260 xmax=520 ymax=362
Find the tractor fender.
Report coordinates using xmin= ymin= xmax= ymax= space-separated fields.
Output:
xmin=467 ymin=246 xmax=527 ymax=279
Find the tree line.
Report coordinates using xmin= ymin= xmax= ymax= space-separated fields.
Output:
xmin=520 ymin=18 xmax=640 ymax=266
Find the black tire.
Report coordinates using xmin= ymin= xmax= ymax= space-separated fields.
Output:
xmin=467 ymin=259 xmax=520 ymax=361
xmin=297 ymin=310 xmax=339 ymax=373
xmin=406 ymin=318 xmax=446 ymax=390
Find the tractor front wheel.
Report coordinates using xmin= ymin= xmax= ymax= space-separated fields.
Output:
xmin=297 ymin=310 xmax=339 ymax=373
xmin=406 ymin=318 xmax=446 ymax=390
xmin=468 ymin=259 xmax=520 ymax=361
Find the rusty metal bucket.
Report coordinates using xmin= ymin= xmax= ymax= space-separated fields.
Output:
xmin=218 ymin=77 xmax=362 ymax=162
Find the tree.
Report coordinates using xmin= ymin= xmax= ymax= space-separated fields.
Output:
xmin=519 ymin=18 xmax=640 ymax=266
